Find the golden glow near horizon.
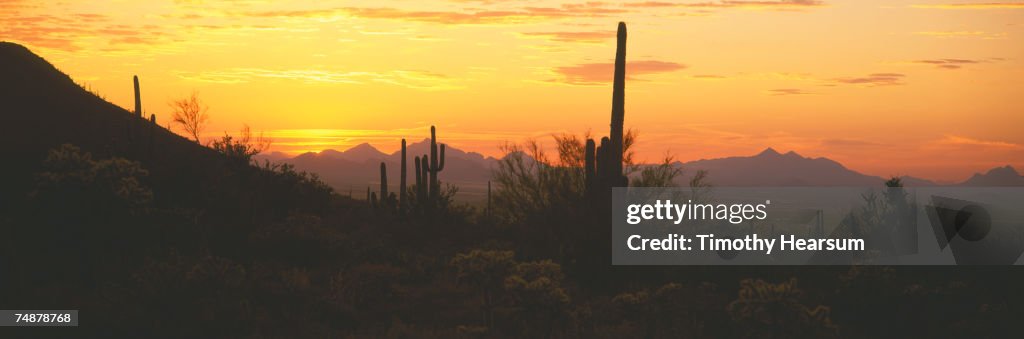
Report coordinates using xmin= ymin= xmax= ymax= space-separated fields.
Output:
xmin=2 ymin=0 xmax=1022 ymax=182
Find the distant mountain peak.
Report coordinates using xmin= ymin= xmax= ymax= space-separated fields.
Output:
xmin=679 ymin=147 xmax=896 ymax=187
xmin=988 ymin=165 xmax=1019 ymax=176
xmin=973 ymin=165 xmax=1021 ymax=178
xmin=338 ymin=143 xmax=386 ymax=162
xmin=346 ymin=142 xmax=378 ymax=151
xmin=960 ymin=165 xmax=1024 ymax=186
xmin=754 ymin=148 xmax=806 ymax=159
xmin=757 ymin=147 xmax=780 ymax=157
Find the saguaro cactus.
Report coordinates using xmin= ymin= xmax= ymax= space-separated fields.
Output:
xmin=380 ymin=162 xmax=389 ymax=201
xmin=133 ymin=75 xmax=142 ymax=117
xmin=427 ymin=126 xmax=446 ymax=199
xmin=149 ymin=114 xmax=156 ymax=155
xmin=609 ymin=22 xmax=627 ymax=186
xmin=599 ymin=136 xmax=610 ymax=183
xmin=584 ymin=138 xmax=596 ymax=188
xmin=584 ymin=22 xmax=630 ymax=196
xmin=400 ymin=139 xmax=407 ymax=208
xmin=419 ymin=154 xmax=429 ymax=202
xmin=379 ymin=127 xmax=447 ymax=210
xmin=414 ymin=154 xmax=423 ymax=199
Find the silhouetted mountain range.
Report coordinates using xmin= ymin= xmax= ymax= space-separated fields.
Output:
xmin=959 ymin=165 xmax=1024 ymax=186
xmin=672 ymin=147 xmax=939 ymax=187
xmin=259 ymin=143 xmax=1022 ymax=197
xmin=257 ymin=139 xmax=498 ymax=198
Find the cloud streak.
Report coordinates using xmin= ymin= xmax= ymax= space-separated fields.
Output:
xmin=831 ymin=73 xmax=906 ymax=86
xmin=912 ymin=2 xmax=1024 ymax=9
xmin=242 ymin=3 xmax=628 ymax=25
xmin=550 ymin=60 xmax=687 ymax=85
xmin=768 ymin=88 xmax=813 ymax=95
xmin=913 ymin=30 xmax=1006 ymax=39
xmin=625 ymin=0 xmax=825 ymax=10
xmin=518 ymin=30 xmax=616 ymax=43
xmin=912 ymin=58 xmax=984 ymax=69
xmin=938 ymin=135 xmax=1023 ymax=149
xmin=175 ymin=68 xmax=462 ymax=90
xmin=0 ymin=6 xmax=174 ymax=52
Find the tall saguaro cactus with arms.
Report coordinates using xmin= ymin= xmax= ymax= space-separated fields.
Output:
xmin=585 ymin=22 xmax=629 ymax=195
xmin=371 ymin=126 xmax=447 ymax=212
xmin=427 ymin=126 xmax=446 ymax=199
xmin=608 ymin=21 xmax=627 ymax=184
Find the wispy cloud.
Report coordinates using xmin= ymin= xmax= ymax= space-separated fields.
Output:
xmin=518 ymin=30 xmax=616 ymax=43
xmin=938 ymin=135 xmax=1023 ymax=149
xmin=691 ymin=74 xmax=728 ymax=80
xmin=911 ymin=58 xmax=985 ymax=69
xmin=912 ymin=30 xmax=1007 ymax=39
xmin=242 ymin=3 xmax=628 ymax=25
xmin=175 ymin=68 xmax=463 ymax=90
xmin=912 ymin=2 xmax=1024 ymax=10
xmin=625 ymin=0 xmax=825 ymax=10
xmin=768 ymin=88 xmax=813 ymax=95
xmin=831 ymin=73 xmax=906 ymax=86
xmin=549 ymin=60 xmax=687 ymax=85
xmin=0 ymin=5 xmax=174 ymax=52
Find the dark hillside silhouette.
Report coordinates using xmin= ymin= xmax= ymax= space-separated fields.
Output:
xmin=0 ymin=42 xmax=220 ymax=208
xmin=0 ymin=42 xmax=329 ymax=216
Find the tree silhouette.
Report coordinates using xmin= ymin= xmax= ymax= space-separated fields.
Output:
xmin=170 ymin=91 xmax=209 ymax=143
xmin=210 ymin=124 xmax=273 ymax=164
xmin=492 ymin=130 xmax=638 ymax=224
xmin=631 ymin=153 xmax=683 ymax=187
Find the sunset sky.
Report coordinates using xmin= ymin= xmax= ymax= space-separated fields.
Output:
xmin=2 ymin=0 xmax=1022 ymax=182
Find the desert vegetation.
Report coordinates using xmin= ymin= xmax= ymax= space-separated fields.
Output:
xmin=0 ymin=24 xmax=1019 ymax=338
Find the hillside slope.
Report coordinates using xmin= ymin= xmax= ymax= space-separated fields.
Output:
xmin=0 ymin=42 xmax=330 ymax=214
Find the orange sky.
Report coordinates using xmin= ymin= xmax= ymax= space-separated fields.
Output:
xmin=2 ymin=0 xmax=1022 ymax=182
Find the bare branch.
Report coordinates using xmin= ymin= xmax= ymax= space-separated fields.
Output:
xmin=170 ymin=91 xmax=209 ymax=143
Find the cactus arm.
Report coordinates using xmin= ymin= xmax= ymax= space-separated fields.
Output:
xmin=400 ymin=139 xmax=407 ymax=207
xmin=420 ymin=155 xmax=429 ymax=201
xmin=414 ymin=155 xmax=422 ymax=188
xmin=437 ymin=143 xmax=445 ymax=172
xmin=585 ymin=138 xmax=595 ymax=187
xmin=429 ymin=126 xmax=438 ymax=197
